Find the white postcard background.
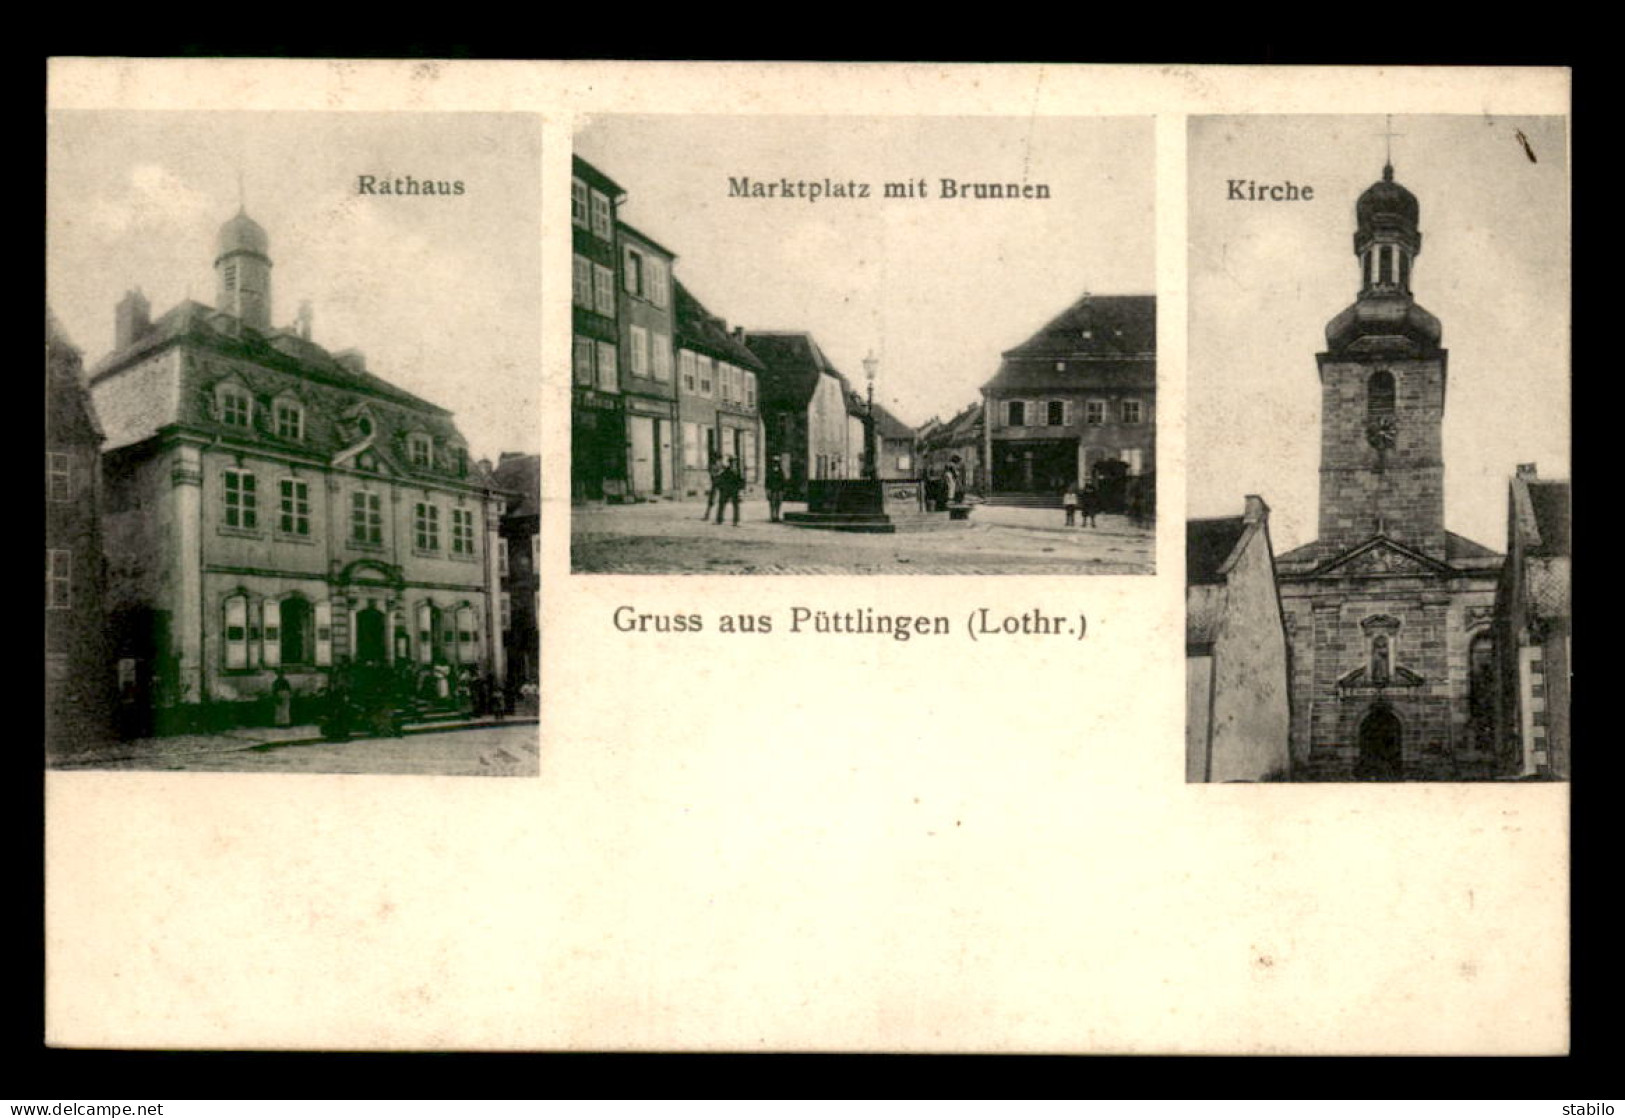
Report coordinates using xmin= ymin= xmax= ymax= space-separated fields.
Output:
xmin=45 ymin=61 xmax=1569 ymax=1054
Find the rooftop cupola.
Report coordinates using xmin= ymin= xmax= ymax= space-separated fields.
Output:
xmin=214 ymin=208 xmax=273 ymax=332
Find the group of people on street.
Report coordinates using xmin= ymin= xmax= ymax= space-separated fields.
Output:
xmin=1063 ymin=481 xmax=1104 ymax=528
xmin=702 ymin=454 xmax=789 ymax=525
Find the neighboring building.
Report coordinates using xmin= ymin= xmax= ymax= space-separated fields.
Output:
xmin=1186 ymin=497 xmax=1292 ymax=782
xmin=920 ymin=401 xmax=986 ymax=494
xmin=91 ymin=208 xmax=507 ymax=734
xmin=1491 ymin=464 xmax=1570 ymax=779
xmin=571 ymin=156 xmax=627 ymax=501
xmin=492 ymin=451 xmax=540 ymax=709
xmin=1274 ymin=162 xmax=1503 ymax=781
xmin=981 ymin=293 xmax=1156 ymax=511
xmin=746 ymin=331 xmax=863 ymax=496
xmin=673 ymin=281 xmax=765 ymax=497
xmin=848 ymin=395 xmax=917 ymax=480
xmin=616 ymin=221 xmax=678 ymax=500
xmin=45 ymin=310 xmax=116 ymax=757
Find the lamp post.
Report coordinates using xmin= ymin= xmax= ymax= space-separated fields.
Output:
xmin=862 ymin=350 xmax=878 ymax=480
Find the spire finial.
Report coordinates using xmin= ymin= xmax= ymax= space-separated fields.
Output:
xmin=1380 ymin=115 xmax=1403 ymax=179
xmin=237 ymin=169 xmax=246 ymax=214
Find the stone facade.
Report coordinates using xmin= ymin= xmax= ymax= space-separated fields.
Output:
xmin=1275 ymin=163 xmax=1503 ymax=781
xmin=90 ymin=209 xmax=506 ymax=734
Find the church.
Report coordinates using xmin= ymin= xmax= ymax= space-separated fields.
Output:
xmin=90 ymin=206 xmax=508 ymax=734
xmin=1274 ymin=161 xmax=1505 ymax=781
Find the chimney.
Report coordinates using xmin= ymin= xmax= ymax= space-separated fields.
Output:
xmin=1243 ymin=494 xmax=1270 ymax=524
xmin=1515 ymin=463 xmax=1538 ymax=479
xmin=334 ymin=348 xmax=367 ymax=374
xmin=733 ymin=326 xmax=744 ymax=340
xmin=115 ymin=289 xmax=151 ymax=350
xmin=295 ymin=300 xmax=313 ymax=341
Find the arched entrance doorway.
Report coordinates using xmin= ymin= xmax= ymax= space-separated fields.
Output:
xmin=1355 ymin=705 xmax=1403 ymax=781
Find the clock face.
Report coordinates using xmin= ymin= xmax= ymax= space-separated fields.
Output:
xmin=1366 ymin=415 xmax=1398 ymax=450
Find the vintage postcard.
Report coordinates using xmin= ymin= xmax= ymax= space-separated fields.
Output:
xmin=45 ymin=61 xmax=1569 ymax=1056
xmin=1184 ymin=115 xmax=1570 ymax=785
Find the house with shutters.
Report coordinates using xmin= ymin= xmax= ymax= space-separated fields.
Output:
xmin=570 ymin=156 xmax=628 ymax=502
xmin=981 ymin=293 xmax=1156 ymax=513
xmin=90 ymin=207 xmax=507 ymax=733
xmin=673 ymin=280 xmax=765 ymax=497
xmin=615 ymin=220 xmax=679 ymax=500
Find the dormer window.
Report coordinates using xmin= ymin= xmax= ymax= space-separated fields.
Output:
xmin=409 ymin=433 xmax=433 ymax=468
xmin=217 ymin=384 xmax=252 ymax=428
xmin=275 ymin=400 xmax=304 ymax=441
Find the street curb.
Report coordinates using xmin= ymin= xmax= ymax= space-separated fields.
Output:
xmin=250 ymin=717 xmax=540 ymax=751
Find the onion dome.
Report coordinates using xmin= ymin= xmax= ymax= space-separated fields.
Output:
xmin=1356 ymin=164 xmax=1419 ymax=230
xmin=216 ymin=209 xmax=270 ymax=260
xmin=1353 ymin=163 xmax=1421 ymax=258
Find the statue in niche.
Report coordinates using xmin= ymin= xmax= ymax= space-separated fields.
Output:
xmin=1371 ymin=635 xmax=1391 ymax=685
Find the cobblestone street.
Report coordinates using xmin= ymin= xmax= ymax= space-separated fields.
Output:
xmin=572 ymin=499 xmax=1155 ymax=575
xmin=57 ymin=721 xmax=539 ymax=777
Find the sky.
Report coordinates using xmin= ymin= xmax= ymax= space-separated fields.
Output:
xmin=46 ymin=111 xmax=541 ymax=462
xmin=1187 ymin=114 xmax=1570 ymax=554
xmin=575 ymin=114 xmax=1154 ymax=430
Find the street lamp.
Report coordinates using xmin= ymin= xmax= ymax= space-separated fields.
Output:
xmin=862 ymin=350 xmax=878 ymax=480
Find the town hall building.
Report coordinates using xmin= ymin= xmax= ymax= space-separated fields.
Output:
xmin=1275 ymin=162 xmax=1504 ymax=781
xmin=90 ymin=207 xmax=508 ymax=733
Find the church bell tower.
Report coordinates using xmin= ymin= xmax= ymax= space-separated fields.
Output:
xmin=1316 ymin=162 xmax=1448 ymax=561
xmin=215 ymin=208 xmax=273 ymax=333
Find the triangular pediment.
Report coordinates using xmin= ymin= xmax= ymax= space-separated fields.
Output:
xmin=1309 ymin=535 xmax=1455 ymax=580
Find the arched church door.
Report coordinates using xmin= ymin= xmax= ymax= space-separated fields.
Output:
xmin=354 ymin=607 xmax=387 ymax=665
xmin=1355 ymin=705 xmax=1403 ymax=781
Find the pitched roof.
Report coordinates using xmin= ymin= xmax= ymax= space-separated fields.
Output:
xmin=616 ymin=219 xmax=677 ymax=261
xmin=984 ymin=294 xmax=1156 ymax=394
xmin=46 ymin=308 xmax=103 ymax=443
xmin=572 ymin=154 xmax=624 ymax=197
xmin=1525 ymin=481 xmax=1571 ymax=558
xmin=491 ymin=452 xmax=541 ymax=518
xmin=1277 ymin=531 xmax=1502 ymax=572
xmin=90 ymin=300 xmax=485 ymax=484
xmin=92 ymin=300 xmax=448 ymax=414
xmin=867 ymin=400 xmax=916 ymax=441
xmin=673 ymin=282 xmax=765 ymax=370
xmin=1187 ymin=516 xmax=1248 ymax=586
xmin=744 ymin=331 xmax=842 ymax=409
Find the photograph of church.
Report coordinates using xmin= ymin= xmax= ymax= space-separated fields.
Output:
xmin=1186 ymin=115 xmax=1569 ymax=782
xmin=46 ymin=111 xmax=542 ymax=775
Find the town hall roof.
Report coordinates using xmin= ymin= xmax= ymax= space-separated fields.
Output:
xmin=89 ymin=299 xmax=484 ymax=484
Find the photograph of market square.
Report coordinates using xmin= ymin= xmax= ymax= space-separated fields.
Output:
xmin=570 ymin=116 xmax=1156 ymax=575
xmin=45 ymin=111 xmax=542 ymax=774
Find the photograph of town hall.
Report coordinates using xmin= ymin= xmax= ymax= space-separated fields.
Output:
xmin=1184 ymin=116 xmax=1569 ymax=783
xmin=571 ymin=115 xmax=1156 ymax=575
xmin=46 ymin=112 xmax=542 ymax=774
